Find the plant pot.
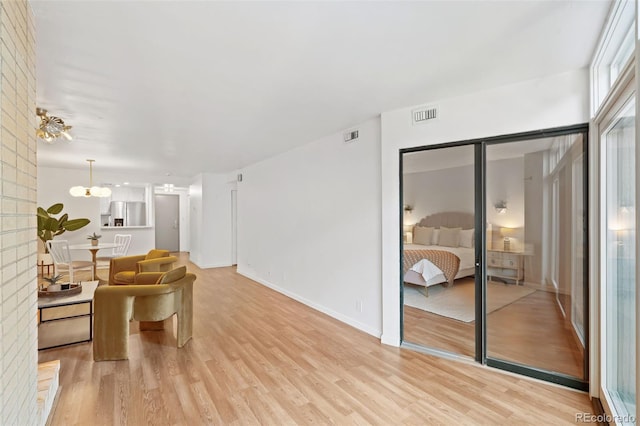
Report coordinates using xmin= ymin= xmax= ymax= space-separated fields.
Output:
xmin=91 ymin=239 xmax=99 ymax=246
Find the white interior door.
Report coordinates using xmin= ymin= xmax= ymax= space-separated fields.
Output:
xmin=155 ymin=194 xmax=180 ymax=252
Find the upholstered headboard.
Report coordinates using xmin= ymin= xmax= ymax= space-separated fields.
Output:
xmin=416 ymin=211 xmax=475 ymax=229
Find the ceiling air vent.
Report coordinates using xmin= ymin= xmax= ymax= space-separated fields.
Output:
xmin=344 ymin=130 xmax=359 ymax=143
xmin=412 ymin=105 xmax=438 ymax=125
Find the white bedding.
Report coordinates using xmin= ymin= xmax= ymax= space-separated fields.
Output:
xmin=404 ymin=243 xmax=475 ymax=287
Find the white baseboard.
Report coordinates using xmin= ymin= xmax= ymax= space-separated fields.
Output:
xmin=237 ymin=268 xmax=381 ymax=339
xmin=381 ymin=333 xmax=400 ymax=347
xmin=191 ymin=261 xmax=232 ymax=269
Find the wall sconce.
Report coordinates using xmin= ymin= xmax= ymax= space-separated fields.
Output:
xmin=403 ymin=205 xmax=413 ymax=213
xmin=494 ymin=201 xmax=507 ymax=214
xmin=500 ymin=227 xmax=515 ymax=251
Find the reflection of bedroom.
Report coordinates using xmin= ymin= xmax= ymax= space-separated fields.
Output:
xmin=402 ymin=153 xmax=528 ymax=286
xmin=402 ymin=136 xmax=582 ymax=293
xmin=401 ymin=134 xmax=586 ymax=379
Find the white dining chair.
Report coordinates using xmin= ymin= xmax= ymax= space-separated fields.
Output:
xmin=96 ymin=234 xmax=132 ymax=269
xmin=46 ymin=240 xmax=95 ymax=282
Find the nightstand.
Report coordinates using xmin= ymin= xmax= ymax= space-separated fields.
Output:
xmin=487 ymin=250 xmax=524 ymax=285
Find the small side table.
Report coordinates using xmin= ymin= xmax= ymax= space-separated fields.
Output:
xmin=487 ymin=250 xmax=525 ymax=285
xmin=38 ymin=281 xmax=98 ymax=350
xmin=37 ymin=253 xmax=54 ymax=277
xmin=38 ymin=259 xmax=53 ymax=276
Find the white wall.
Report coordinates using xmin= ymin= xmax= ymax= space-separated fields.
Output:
xmin=403 ymin=156 xmax=526 ymax=249
xmin=189 ymin=173 xmax=236 ymax=268
xmin=381 ymin=69 xmax=591 ymax=346
xmin=236 ymin=117 xmax=382 ymax=337
xmin=188 ymin=175 xmax=203 ymax=265
xmin=403 ymin=164 xmax=475 ymax=223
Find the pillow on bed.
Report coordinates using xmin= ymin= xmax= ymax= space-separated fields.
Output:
xmin=413 ymin=226 xmax=434 ymax=245
xmin=459 ymin=228 xmax=474 ymax=248
xmin=432 ymin=228 xmax=440 ymax=245
xmin=438 ymin=227 xmax=461 ymax=247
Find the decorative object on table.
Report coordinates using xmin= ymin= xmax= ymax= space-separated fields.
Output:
xmin=37 ymin=203 xmax=90 ymax=252
xmin=38 ymin=283 xmax=82 ymax=298
xmin=41 ymin=274 xmax=62 ymax=291
xmin=35 ymin=107 xmax=72 ymax=142
xmin=69 ymin=159 xmax=112 ymax=198
xmin=38 ymin=274 xmax=82 ymax=297
xmin=500 ymin=227 xmax=516 ymax=251
xmin=87 ymin=232 xmax=102 ymax=246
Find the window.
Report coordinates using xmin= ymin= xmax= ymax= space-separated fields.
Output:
xmin=591 ymin=0 xmax=635 ymax=115
xmin=602 ymin=99 xmax=636 ymax=422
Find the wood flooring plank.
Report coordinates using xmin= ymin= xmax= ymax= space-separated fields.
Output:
xmin=38 ymin=254 xmax=596 ymax=425
xmin=404 ymin=278 xmax=584 ymax=378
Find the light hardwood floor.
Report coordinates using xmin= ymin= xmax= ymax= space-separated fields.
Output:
xmin=403 ymin=278 xmax=584 ymax=379
xmin=38 ymin=254 xmax=595 ymax=425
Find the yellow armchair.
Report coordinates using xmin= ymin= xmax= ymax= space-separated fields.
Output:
xmin=93 ymin=266 xmax=196 ymax=361
xmin=108 ymin=249 xmax=177 ymax=285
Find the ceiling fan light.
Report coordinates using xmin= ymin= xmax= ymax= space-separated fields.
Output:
xmin=35 ymin=108 xmax=73 ymax=143
xmin=69 ymin=160 xmax=111 ymax=198
xmin=90 ymin=186 xmax=111 ymax=197
xmin=43 ymin=117 xmax=65 ymax=133
xmin=69 ymin=186 xmax=86 ymax=197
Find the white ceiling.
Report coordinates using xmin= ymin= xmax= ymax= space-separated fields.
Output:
xmin=32 ymin=0 xmax=610 ymax=179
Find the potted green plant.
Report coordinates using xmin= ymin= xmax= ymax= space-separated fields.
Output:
xmin=42 ymin=274 xmax=63 ymax=291
xmin=37 ymin=203 xmax=91 ymax=252
xmin=87 ymin=232 xmax=102 ymax=246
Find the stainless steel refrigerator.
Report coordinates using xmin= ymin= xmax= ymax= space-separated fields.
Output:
xmin=109 ymin=201 xmax=146 ymax=226
xmin=125 ymin=201 xmax=146 ymax=226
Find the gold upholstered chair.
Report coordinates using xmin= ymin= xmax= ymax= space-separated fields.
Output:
xmin=93 ymin=266 xmax=196 ymax=361
xmin=108 ymin=249 xmax=177 ymax=285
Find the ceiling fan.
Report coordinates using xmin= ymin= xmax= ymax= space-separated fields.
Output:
xmin=36 ymin=107 xmax=72 ymax=142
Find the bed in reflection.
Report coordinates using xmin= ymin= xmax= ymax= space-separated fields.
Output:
xmin=403 ymin=212 xmax=476 ymax=292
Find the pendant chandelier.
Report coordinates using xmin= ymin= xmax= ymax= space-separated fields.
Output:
xmin=69 ymin=160 xmax=112 ymax=198
xmin=36 ymin=107 xmax=73 ymax=142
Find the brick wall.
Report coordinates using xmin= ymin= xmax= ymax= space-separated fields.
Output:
xmin=0 ymin=1 xmax=38 ymax=424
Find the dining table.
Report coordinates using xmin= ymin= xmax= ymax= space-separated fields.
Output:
xmin=68 ymin=242 xmax=120 ymax=278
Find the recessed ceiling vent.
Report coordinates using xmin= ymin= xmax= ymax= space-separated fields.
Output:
xmin=344 ymin=130 xmax=359 ymax=143
xmin=412 ymin=105 xmax=438 ymax=125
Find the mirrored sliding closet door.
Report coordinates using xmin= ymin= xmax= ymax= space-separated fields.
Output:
xmin=485 ymin=132 xmax=587 ymax=386
xmin=401 ymin=145 xmax=476 ymax=359
xmin=400 ymin=125 xmax=589 ymax=390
